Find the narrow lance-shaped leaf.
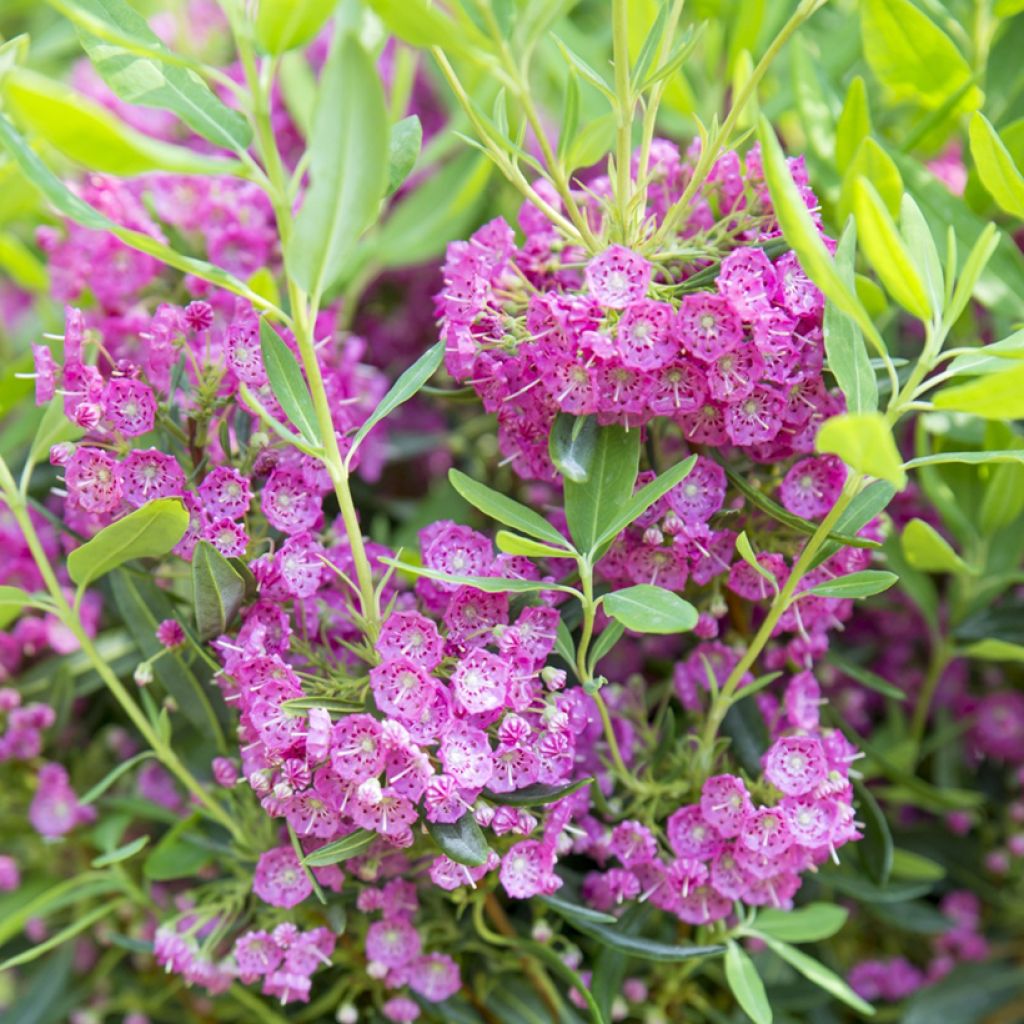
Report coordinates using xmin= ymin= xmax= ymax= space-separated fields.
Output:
xmin=348 ymin=341 xmax=444 ymax=458
xmin=302 ymin=830 xmax=376 ymax=867
xmin=934 ymin=361 xmax=1024 ymax=420
xmin=51 ymin=0 xmax=253 ymax=152
xmin=383 ymin=558 xmax=580 ymax=597
xmin=825 ymin=221 xmax=877 ymax=413
xmin=385 ymin=115 xmax=422 ymax=196
xmin=759 ymin=936 xmax=875 ymax=1016
xmin=751 ymin=904 xmax=849 ymax=944
xmin=288 ymin=32 xmax=389 ymax=300
xmin=68 ymin=499 xmax=189 ymax=587
xmin=449 ymin=468 xmax=570 ymax=548
xmin=855 ymin=778 xmax=894 ymax=886
xmin=724 ymin=940 xmax=773 ymax=1024
xmin=255 ymin=0 xmax=337 ymax=54
xmin=808 ymin=569 xmax=898 ymax=599
xmin=259 ymin=319 xmax=322 ymax=448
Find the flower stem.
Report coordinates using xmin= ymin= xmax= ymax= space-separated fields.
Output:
xmin=611 ymin=0 xmax=634 ymax=242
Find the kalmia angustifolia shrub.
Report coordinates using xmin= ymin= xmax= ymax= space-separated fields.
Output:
xmin=2 ymin=1 xmax=1024 ymax=1023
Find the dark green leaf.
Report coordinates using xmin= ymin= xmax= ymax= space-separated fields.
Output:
xmin=426 ymin=812 xmax=491 ymax=866
xmin=484 ymin=777 xmax=593 ymax=807
xmin=302 ymin=829 xmax=376 ymax=866
xmin=537 ymin=892 xmax=618 ymax=925
xmin=449 ymin=468 xmax=570 ymax=547
xmin=191 ymin=539 xmax=247 ymax=641
xmin=549 ymin=413 xmax=598 ymax=484
xmin=819 ymin=867 xmax=934 ymax=904
xmin=902 ymin=962 xmax=1024 ymax=1024
xmin=722 ymin=697 xmax=770 ymax=776
xmin=855 ymin=780 xmax=893 ymax=885
xmin=67 ymin=499 xmax=188 ymax=587
xmin=143 ymin=818 xmax=213 ymax=880
xmin=828 ymin=657 xmax=906 ymax=701
xmin=564 ymin=424 xmax=639 ymax=555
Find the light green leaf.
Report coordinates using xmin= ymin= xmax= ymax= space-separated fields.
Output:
xmin=0 ymin=231 xmax=48 ymax=290
xmin=288 ymin=31 xmax=389 ymax=300
xmin=0 ymin=901 xmax=120 ymax=971
xmin=302 ymin=830 xmax=375 ymax=866
xmin=905 ymin=449 xmax=1024 ymax=468
xmin=68 ymin=499 xmax=188 ymax=588
xmin=50 ymin=0 xmax=252 ymax=152
xmin=365 ymin=0 xmax=492 ymax=59
xmin=735 ymin=532 xmax=778 ymax=587
xmin=0 ymin=584 xmax=33 ymax=629
xmin=837 ymin=137 xmax=902 ymax=222
xmin=450 ymin=469 xmax=570 ymax=548
xmin=603 ymin=584 xmax=698 ymax=635
xmin=815 ymin=411 xmax=907 ymax=489
xmin=962 ymin=637 xmax=1024 ymax=663
xmin=753 ymin=904 xmax=849 ymax=944
xmin=564 ymin=423 xmax=640 ymax=555
xmin=593 ymin=454 xmax=697 ymax=550
xmin=860 ymin=0 xmax=981 ymax=114
xmin=725 ymin=940 xmax=772 ymax=1024
xmin=348 ymin=341 xmax=443 ymax=458
xmin=91 ymin=834 xmax=149 ymax=868
xmin=757 ymin=116 xmax=884 ymax=358
xmin=891 ymin=848 xmax=946 ymax=881
xmin=260 ymin=319 xmax=322 ymax=448
xmin=854 ymin=179 xmax=931 ymax=321
xmin=969 ymin=112 xmax=1024 ymax=218
xmin=426 ymin=812 xmax=491 ymax=866
xmin=382 ymin=558 xmax=579 ymax=597
xmin=4 ymin=67 xmax=242 ymax=177
xmin=901 ymin=194 xmax=945 ymax=317
xmin=808 ymin=569 xmax=898 ymax=599
xmin=835 ymin=75 xmax=871 ymax=174
xmin=495 ymin=530 xmax=573 ymax=560
xmin=945 ymin=329 xmax=1024 ymax=376
xmin=934 ymin=361 xmax=1024 ymax=419
xmin=80 ymin=750 xmax=158 ymax=804
xmin=760 ymin=936 xmax=875 ymax=1016
xmin=824 ymin=222 xmax=877 ymax=413
xmin=901 ymin=518 xmax=971 ymax=574
xmin=255 ymin=0 xmax=336 ymax=54
xmin=192 ymin=540 xmax=247 ymax=641
xmin=386 ymin=115 xmax=422 ymax=196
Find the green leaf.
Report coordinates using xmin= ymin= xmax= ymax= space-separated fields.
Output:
xmin=449 ymin=468 xmax=570 ymax=548
xmin=828 ymin=657 xmax=906 ymax=701
xmin=51 ymin=0 xmax=252 ymax=152
xmin=891 ymin=848 xmax=946 ymax=882
xmin=901 ymin=518 xmax=970 ymax=574
xmin=757 ymin=116 xmax=884 ymax=357
xmin=373 ymin=152 xmax=490 ymax=267
xmin=384 ymin=559 xmax=579 ymax=597
xmin=760 ymin=936 xmax=875 ymax=1016
xmin=67 ymin=499 xmax=188 ymax=588
xmin=110 ymin=572 xmax=228 ymax=744
xmin=302 ymin=829 xmax=375 ymax=867
xmin=808 ymin=569 xmax=898 ymax=599
xmin=90 ymin=834 xmax=149 ymax=868
xmin=0 ymin=113 xmax=268 ymax=308
xmin=191 ymin=540 xmax=247 ymax=641
xmin=549 ymin=413 xmax=598 ymax=484
xmin=80 ymin=750 xmax=158 ymax=804
xmin=255 ymin=0 xmax=336 ymax=54
xmin=934 ymin=360 xmax=1024 ymax=419
xmin=259 ymin=319 xmax=322 ymax=448
xmin=837 ymin=137 xmax=903 ymax=223
xmin=903 ymin=963 xmax=1024 ymax=1024
xmin=593 ymin=455 xmax=697 ymax=551
xmin=815 ymin=411 xmax=907 ymax=489
xmin=901 ymin=194 xmax=945 ymax=321
xmin=735 ymin=532 xmax=779 ymax=587
xmin=143 ymin=817 xmax=213 ymax=880
xmin=820 ymin=867 xmax=935 ymax=904
xmin=721 ymin=697 xmax=770 ymax=776
xmin=602 ymin=584 xmax=697 ymax=635
xmin=4 ymin=67 xmax=240 ymax=177
xmin=348 ymin=341 xmax=443 ymax=458
xmin=288 ymin=31 xmax=389 ymax=300
xmin=860 ymin=0 xmax=980 ymax=114
xmin=905 ymin=449 xmax=1024 ymax=468
xmin=485 ymin=777 xmax=593 ymax=807
xmin=825 ymin=222 xmax=877 ymax=413
xmin=0 ymin=585 xmax=32 ymax=629
xmin=0 ymin=902 xmax=120 ymax=971
xmin=495 ymin=531 xmax=571 ymax=560
xmin=564 ymin=423 xmax=640 ymax=555
xmin=588 ymin=621 xmax=625 ymax=673
xmin=365 ymin=0 xmax=492 ymax=58
xmin=725 ymin=941 xmax=772 ymax=1024
xmin=28 ymin=397 xmax=83 ymax=467
xmin=854 ymin=179 xmax=931 ymax=321
xmin=961 ymin=637 xmax=1024 ymax=663
xmin=945 ymin=330 xmax=1024 ymax=377
xmin=386 ymin=115 xmax=422 ymax=196
xmin=557 ymin=67 xmax=580 ymax=164
xmin=426 ymin=812 xmax=491 ymax=867
xmin=752 ymin=904 xmax=848 ymax=944
xmin=537 ymin=892 xmax=618 ymax=925
xmin=855 ymin=779 xmax=893 ymax=886
xmin=835 ymin=75 xmax=871 ymax=174
xmin=969 ymin=112 xmax=1024 ymax=218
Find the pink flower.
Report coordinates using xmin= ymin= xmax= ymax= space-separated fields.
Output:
xmin=252 ymin=846 xmax=312 ymax=908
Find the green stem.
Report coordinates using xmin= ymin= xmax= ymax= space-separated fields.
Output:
xmin=909 ymin=641 xmax=951 ymax=752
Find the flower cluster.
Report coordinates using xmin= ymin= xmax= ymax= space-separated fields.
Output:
xmin=438 ymin=141 xmax=838 ymax=481
xmin=28 ymin=762 xmax=95 ymax=838
xmin=0 ymin=687 xmax=55 ymax=762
